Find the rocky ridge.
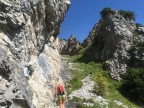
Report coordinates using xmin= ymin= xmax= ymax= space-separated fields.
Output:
xmin=59 ymin=35 xmax=81 ymax=55
xmin=82 ymin=23 xmax=100 ymax=47
xmin=82 ymin=10 xmax=144 ymax=80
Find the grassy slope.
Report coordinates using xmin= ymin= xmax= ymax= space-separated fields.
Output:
xmin=67 ymin=48 xmax=141 ymax=108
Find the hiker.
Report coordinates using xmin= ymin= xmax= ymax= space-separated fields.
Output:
xmin=54 ymin=81 xmax=66 ymax=108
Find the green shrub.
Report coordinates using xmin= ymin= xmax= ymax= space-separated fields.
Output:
xmin=122 ymin=67 xmax=144 ymax=96
xmin=100 ymin=8 xmax=135 ymax=20
xmin=70 ymin=97 xmax=83 ymax=103
xmin=100 ymin=7 xmax=115 ymax=17
xmin=119 ymin=10 xmax=135 ymax=20
xmin=136 ymin=23 xmax=143 ymax=27
xmin=93 ymin=71 xmax=107 ymax=96
xmin=68 ymin=77 xmax=83 ymax=92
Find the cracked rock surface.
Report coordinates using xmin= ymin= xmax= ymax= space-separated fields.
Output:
xmin=0 ymin=0 xmax=70 ymax=107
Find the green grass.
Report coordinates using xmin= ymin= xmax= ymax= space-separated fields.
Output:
xmin=105 ymin=77 xmax=141 ymax=108
xmin=67 ymin=53 xmax=141 ymax=108
xmin=93 ymin=71 xmax=107 ymax=96
xmin=67 ymin=61 xmax=100 ymax=93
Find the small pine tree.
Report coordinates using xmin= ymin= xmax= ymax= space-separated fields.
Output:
xmin=94 ymin=71 xmax=107 ymax=96
xmin=119 ymin=10 xmax=135 ymax=20
xmin=136 ymin=23 xmax=143 ymax=27
xmin=122 ymin=67 xmax=144 ymax=96
xmin=100 ymin=7 xmax=115 ymax=17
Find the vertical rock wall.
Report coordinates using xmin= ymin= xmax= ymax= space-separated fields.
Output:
xmin=0 ymin=0 xmax=70 ymax=107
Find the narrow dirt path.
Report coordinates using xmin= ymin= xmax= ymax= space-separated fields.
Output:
xmin=67 ymin=76 xmax=109 ymax=107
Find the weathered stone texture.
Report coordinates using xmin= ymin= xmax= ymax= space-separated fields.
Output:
xmin=0 ymin=0 xmax=70 ymax=107
xmin=84 ymin=11 xmax=144 ymax=80
xmin=59 ymin=35 xmax=81 ymax=55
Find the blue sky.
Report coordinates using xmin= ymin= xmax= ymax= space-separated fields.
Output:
xmin=59 ymin=0 xmax=144 ymax=42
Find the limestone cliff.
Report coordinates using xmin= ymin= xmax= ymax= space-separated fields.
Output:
xmin=59 ymin=35 xmax=81 ymax=56
xmin=82 ymin=24 xmax=99 ymax=47
xmin=82 ymin=10 xmax=144 ymax=80
xmin=0 ymin=0 xmax=70 ymax=108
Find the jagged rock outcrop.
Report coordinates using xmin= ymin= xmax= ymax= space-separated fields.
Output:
xmin=0 ymin=0 xmax=70 ymax=107
xmin=59 ymin=39 xmax=68 ymax=54
xmin=59 ymin=35 xmax=81 ymax=55
xmin=82 ymin=24 xmax=100 ymax=47
xmin=83 ymin=10 xmax=144 ymax=80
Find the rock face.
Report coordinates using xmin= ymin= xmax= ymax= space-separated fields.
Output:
xmin=59 ymin=39 xmax=68 ymax=55
xmin=0 ymin=0 xmax=70 ymax=108
xmin=59 ymin=35 xmax=81 ymax=55
xmin=83 ymin=10 xmax=144 ymax=80
xmin=129 ymin=26 xmax=144 ymax=67
xmin=82 ymin=24 xmax=100 ymax=47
